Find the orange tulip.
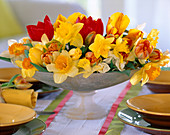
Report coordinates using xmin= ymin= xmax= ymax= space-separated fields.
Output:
xmin=149 ymin=48 xmax=162 ymax=62
xmin=135 ymin=39 xmax=153 ymax=59
xmin=85 ymin=52 xmax=102 ymax=66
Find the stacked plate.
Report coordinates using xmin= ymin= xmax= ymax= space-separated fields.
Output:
xmin=0 ymin=103 xmax=46 ymax=135
xmin=118 ymin=94 xmax=170 ymax=135
xmin=146 ymin=70 xmax=170 ymax=93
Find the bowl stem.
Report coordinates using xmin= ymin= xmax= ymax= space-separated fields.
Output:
xmin=64 ymin=90 xmax=107 ymax=120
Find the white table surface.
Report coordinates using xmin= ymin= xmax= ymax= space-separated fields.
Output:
xmin=35 ymin=81 xmax=153 ymax=135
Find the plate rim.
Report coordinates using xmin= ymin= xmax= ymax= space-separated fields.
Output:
xmin=0 ymin=67 xmax=38 ymax=82
xmin=0 ymin=103 xmax=36 ymax=127
xmin=126 ymin=94 xmax=170 ymax=116
xmin=147 ymin=80 xmax=170 ymax=85
xmin=117 ymin=108 xmax=170 ymax=133
xmin=13 ymin=118 xmax=46 ymax=135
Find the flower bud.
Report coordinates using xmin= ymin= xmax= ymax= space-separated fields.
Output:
xmin=69 ymin=48 xmax=82 ymax=60
xmin=149 ymin=48 xmax=162 ymax=62
xmin=85 ymin=52 xmax=102 ymax=66
xmin=135 ymin=39 xmax=153 ymax=59
xmin=41 ymin=51 xmax=53 ymax=65
xmin=14 ymin=76 xmax=33 ymax=89
xmin=47 ymin=41 xmax=62 ymax=52
xmin=85 ymin=31 xmax=96 ymax=46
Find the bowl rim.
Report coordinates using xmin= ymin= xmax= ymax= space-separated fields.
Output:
xmin=126 ymin=94 xmax=170 ymax=116
xmin=0 ymin=103 xmax=36 ymax=127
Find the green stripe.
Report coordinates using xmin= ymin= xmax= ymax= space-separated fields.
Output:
xmin=105 ymin=83 xmax=142 ymax=135
xmin=38 ymin=90 xmax=70 ymax=122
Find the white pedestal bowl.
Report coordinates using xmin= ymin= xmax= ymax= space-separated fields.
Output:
xmin=33 ymin=70 xmax=137 ymax=120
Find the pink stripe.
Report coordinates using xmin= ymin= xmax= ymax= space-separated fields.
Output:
xmin=45 ymin=90 xmax=73 ymax=128
xmin=98 ymin=82 xmax=132 ymax=135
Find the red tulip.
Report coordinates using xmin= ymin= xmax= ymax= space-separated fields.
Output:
xmin=26 ymin=15 xmax=54 ymax=42
xmin=76 ymin=16 xmax=104 ymax=41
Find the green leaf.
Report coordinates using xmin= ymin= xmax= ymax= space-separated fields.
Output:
xmin=116 ymin=70 xmax=131 ymax=76
xmin=43 ymin=48 xmax=46 ymax=53
xmin=23 ymin=43 xmax=33 ymax=47
xmin=121 ymin=70 xmax=131 ymax=76
xmin=8 ymin=74 xmax=20 ymax=86
xmin=126 ymin=62 xmax=136 ymax=69
xmin=110 ymin=60 xmax=114 ymax=69
xmin=30 ymin=62 xmax=48 ymax=72
xmin=24 ymin=50 xmax=29 ymax=58
xmin=0 ymin=56 xmax=11 ymax=62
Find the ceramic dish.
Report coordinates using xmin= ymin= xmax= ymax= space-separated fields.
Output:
xmin=146 ymin=71 xmax=170 ymax=93
xmin=0 ymin=68 xmax=37 ymax=82
xmin=118 ymin=108 xmax=170 ymax=135
xmin=0 ymin=103 xmax=36 ymax=134
xmin=126 ymin=94 xmax=170 ymax=127
xmin=13 ymin=118 xmax=46 ymax=135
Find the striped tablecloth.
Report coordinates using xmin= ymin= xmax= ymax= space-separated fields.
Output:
xmin=35 ymin=81 xmax=153 ymax=135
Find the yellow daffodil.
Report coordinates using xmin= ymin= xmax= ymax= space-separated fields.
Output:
xmin=103 ymin=37 xmax=129 ymax=71
xmin=46 ymin=50 xmax=78 ymax=83
xmin=69 ymin=48 xmax=82 ymax=60
xmin=78 ymin=58 xmax=91 ymax=72
xmin=78 ymin=58 xmax=101 ymax=78
xmin=103 ymin=51 xmax=126 ymax=71
xmin=97 ymin=63 xmax=110 ymax=73
xmin=53 ymin=12 xmax=86 ymax=30
xmin=106 ymin=12 xmax=130 ymax=37
xmin=112 ymin=37 xmax=130 ymax=63
xmin=89 ymin=34 xmax=114 ymax=58
xmin=54 ymin=22 xmax=84 ymax=48
xmin=147 ymin=29 xmax=159 ymax=48
xmin=130 ymin=63 xmax=161 ymax=86
xmin=15 ymin=58 xmax=37 ymax=78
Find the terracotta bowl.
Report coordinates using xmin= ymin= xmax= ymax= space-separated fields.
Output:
xmin=127 ymin=94 xmax=170 ymax=128
xmin=146 ymin=71 xmax=170 ymax=93
xmin=0 ymin=103 xmax=36 ymax=135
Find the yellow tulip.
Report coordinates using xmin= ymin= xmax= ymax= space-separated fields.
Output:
xmin=29 ymin=44 xmax=44 ymax=66
xmin=106 ymin=12 xmax=130 ymax=37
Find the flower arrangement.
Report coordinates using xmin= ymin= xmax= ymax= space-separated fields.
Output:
xmin=0 ymin=12 xmax=169 ymax=86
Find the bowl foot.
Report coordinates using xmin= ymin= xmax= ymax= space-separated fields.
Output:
xmin=64 ymin=91 xmax=107 ymax=120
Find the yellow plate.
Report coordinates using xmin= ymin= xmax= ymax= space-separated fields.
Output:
xmin=127 ymin=94 xmax=170 ymax=128
xmin=0 ymin=103 xmax=36 ymax=127
xmin=0 ymin=68 xmax=38 ymax=82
